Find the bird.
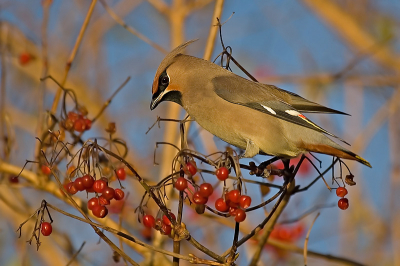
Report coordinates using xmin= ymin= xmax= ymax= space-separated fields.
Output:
xmin=150 ymin=40 xmax=371 ymax=168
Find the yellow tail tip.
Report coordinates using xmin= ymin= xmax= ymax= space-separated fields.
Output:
xmin=355 ymin=155 xmax=372 ymax=168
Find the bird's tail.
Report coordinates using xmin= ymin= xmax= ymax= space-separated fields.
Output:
xmin=301 ymin=142 xmax=371 ymax=168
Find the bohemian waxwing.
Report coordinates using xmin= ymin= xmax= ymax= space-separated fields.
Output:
xmin=150 ymin=40 xmax=371 ymax=167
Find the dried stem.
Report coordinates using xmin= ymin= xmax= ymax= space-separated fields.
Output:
xmin=65 ymin=241 xmax=86 ymax=266
xmin=34 ymin=0 xmax=52 ymax=160
xmin=203 ymin=0 xmax=225 ymax=61
xmin=248 ymin=180 xmax=295 ymax=266
xmin=50 ymin=0 xmax=98 ymax=114
xmin=303 ymin=213 xmax=320 ymax=266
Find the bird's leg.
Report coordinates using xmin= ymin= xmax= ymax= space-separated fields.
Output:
xmin=240 ymin=139 xmax=259 ymax=158
xmin=281 ymin=158 xmax=294 ymax=182
xmin=282 ymin=158 xmax=290 ymax=170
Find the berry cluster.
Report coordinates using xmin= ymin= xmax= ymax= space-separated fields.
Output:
xmin=142 ymin=212 xmax=177 ymax=236
xmin=180 ymin=162 xmax=251 ymax=223
xmin=63 ymin=111 xmax=92 ymax=133
xmin=336 ymin=187 xmax=349 ymax=210
xmin=140 ymin=160 xmax=252 ymax=235
xmin=63 ymin=174 xmax=125 ymax=218
xmin=193 ymin=183 xmax=213 ymax=204
xmin=215 ymin=190 xmax=251 ymax=222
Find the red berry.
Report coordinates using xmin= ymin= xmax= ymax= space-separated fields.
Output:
xmin=114 ymin=188 xmax=125 ymax=200
xmin=162 ymin=213 xmax=176 ymax=226
xmin=19 ymin=52 xmax=33 ymax=65
xmin=83 ymin=118 xmax=92 ymax=130
xmin=41 ymin=165 xmax=51 ymax=175
xmin=234 ymin=209 xmax=246 ymax=223
xmin=82 ymin=174 xmax=95 ymax=188
xmin=199 ymin=183 xmax=213 ymax=198
xmin=338 ymin=198 xmax=349 ymax=210
xmin=175 ymin=177 xmax=188 ymax=191
xmin=92 ymin=205 xmax=108 ymax=218
xmin=193 ymin=191 xmax=208 ymax=204
xmin=102 ymin=187 xmax=115 ymax=200
xmin=74 ymin=119 xmax=86 ymax=132
xmin=229 ymin=206 xmax=238 ymax=216
xmin=143 ymin=214 xmax=156 ymax=228
xmin=9 ymin=176 xmax=19 ymax=183
xmin=116 ymin=167 xmax=126 ymax=180
xmin=98 ymin=195 xmax=110 ymax=206
xmin=93 ymin=180 xmax=107 ymax=193
xmin=185 ymin=161 xmax=197 ymax=176
xmin=161 ymin=223 xmax=172 ymax=235
xmin=41 ymin=222 xmax=52 ymax=236
xmin=74 ymin=177 xmax=85 ymax=191
xmin=216 ymin=167 xmax=229 ymax=181
xmin=336 ymin=187 xmax=348 ymax=198
xmin=67 ymin=112 xmax=79 ymax=123
xmin=227 ymin=190 xmax=241 ymax=203
xmin=215 ymin=198 xmax=229 ymax=212
xmin=87 ymin=197 xmax=99 ymax=210
xmin=19 ymin=53 xmax=30 ymax=65
xmin=66 ymin=182 xmax=78 ymax=195
xmin=239 ymin=195 xmax=252 ymax=209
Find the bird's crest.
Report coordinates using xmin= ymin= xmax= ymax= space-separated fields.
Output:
xmin=152 ymin=39 xmax=198 ymax=94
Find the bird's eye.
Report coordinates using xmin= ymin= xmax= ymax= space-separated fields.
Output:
xmin=160 ymin=74 xmax=169 ymax=87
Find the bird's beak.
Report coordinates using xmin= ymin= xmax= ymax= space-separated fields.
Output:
xmin=150 ymin=98 xmax=157 ymax=110
xmin=150 ymin=90 xmax=165 ymax=110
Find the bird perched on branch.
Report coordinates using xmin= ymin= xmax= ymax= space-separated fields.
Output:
xmin=150 ymin=40 xmax=371 ymax=168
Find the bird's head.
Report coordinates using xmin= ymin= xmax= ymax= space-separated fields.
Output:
xmin=150 ymin=39 xmax=197 ymax=110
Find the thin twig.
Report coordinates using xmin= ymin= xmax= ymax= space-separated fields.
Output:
xmin=50 ymin=0 xmax=98 ymax=114
xmin=99 ymin=0 xmax=167 ymax=54
xmin=304 ymin=213 xmax=320 ymax=266
xmin=65 ymin=241 xmax=86 ymax=266
xmin=91 ymin=76 xmax=131 ymax=123
xmin=279 ymin=204 xmax=334 ymax=224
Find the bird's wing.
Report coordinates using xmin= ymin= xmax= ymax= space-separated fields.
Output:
xmin=212 ymin=75 xmax=349 ymax=145
xmin=270 ymin=86 xmax=348 ymax=115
